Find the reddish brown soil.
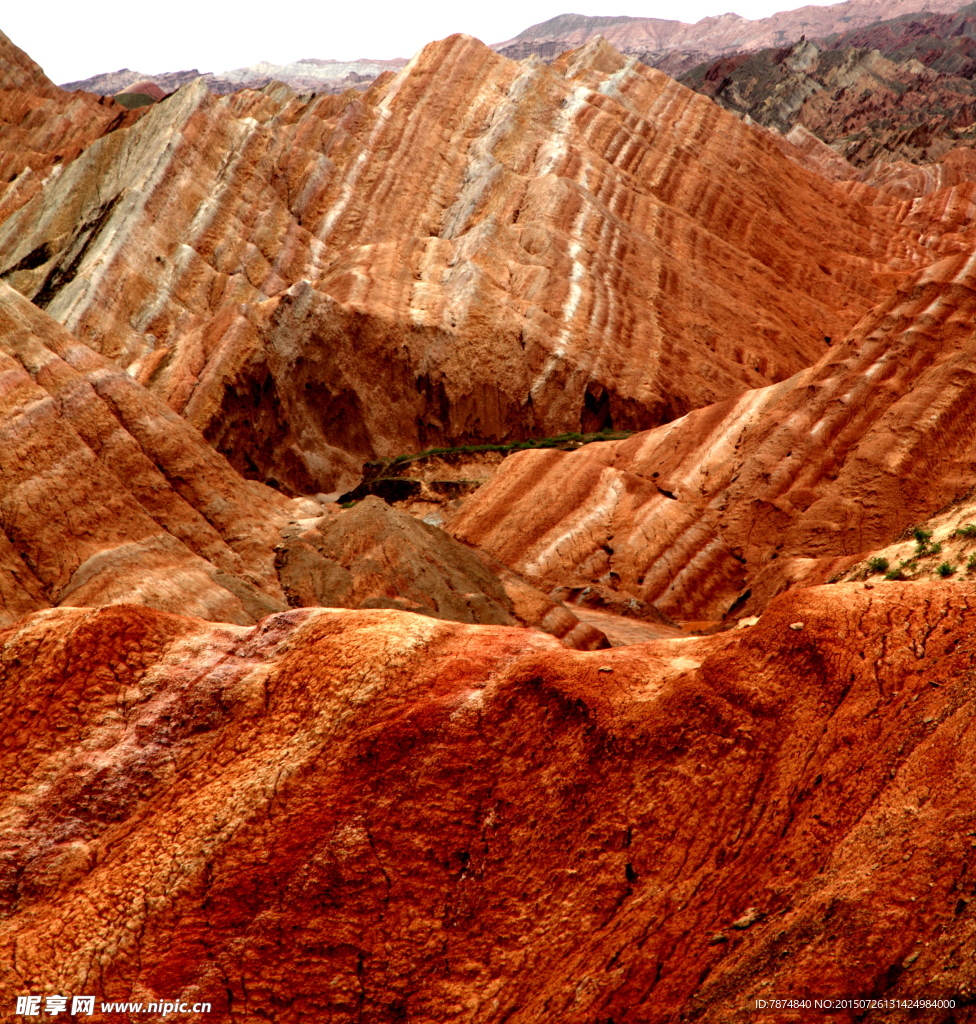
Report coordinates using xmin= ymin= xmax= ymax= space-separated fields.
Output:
xmin=3 ymin=583 xmax=976 ymax=1021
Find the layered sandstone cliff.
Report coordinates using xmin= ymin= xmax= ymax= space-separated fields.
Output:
xmin=6 ymin=18 xmax=976 ymax=1021
xmin=0 ymin=33 xmax=946 ymax=497
xmin=0 ymin=278 xmax=600 ymax=643
xmin=451 ymin=232 xmax=976 ymax=622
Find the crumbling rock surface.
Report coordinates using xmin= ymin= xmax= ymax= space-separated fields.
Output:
xmin=0 ymin=281 xmax=289 ymax=626
xmin=451 ymin=241 xmax=976 ymax=622
xmin=4 ymin=583 xmax=976 ymax=1020
xmin=0 ymin=31 xmax=144 ymax=225
xmin=277 ymin=495 xmax=609 ymax=649
xmin=0 ymin=33 xmax=949 ymax=493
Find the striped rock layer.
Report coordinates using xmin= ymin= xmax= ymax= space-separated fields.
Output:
xmin=5 ymin=583 xmax=976 ymax=1021
xmin=0 ymin=281 xmax=605 ymax=645
xmin=451 ymin=236 xmax=976 ymax=621
xmin=0 ymin=33 xmax=957 ymax=495
xmin=0 ymin=31 xmax=145 ymax=225
xmin=0 ymin=280 xmax=289 ymax=627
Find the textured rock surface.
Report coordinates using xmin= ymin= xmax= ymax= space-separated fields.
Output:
xmin=0 ymin=281 xmax=289 ymax=626
xmin=0 ymin=273 xmax=601 ymax=642
xmin=451 ymin=239 xmax=976 ymax=621
xmin=683 ymin=35 xmax=976 ymax=176
xmin=5 ymin=584 xmax=976 ymax=1020
xmin=0 ymin=278 xmax=599 ymax=641
xmin=0 ymin=30 xmax=144 ymax=224
xmin=0 ymin=33 xmax=946 ymax=494
xmin=62 ymin=58 xmax=409 ymax=99
xmin=276 ymin=495 xmax=609 ymax=648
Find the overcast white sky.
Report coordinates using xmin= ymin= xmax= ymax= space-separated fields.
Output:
xmin=6 ymin=0 xmax=842 ymax=85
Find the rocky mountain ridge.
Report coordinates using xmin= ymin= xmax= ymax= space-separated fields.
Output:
xmin=8 ymin=19 xmax=976 ymax=1021
xmin=61 ymin=57 xmax=409 ymax=99
xmin=3 ymin=33 xmax=925 ymax=503
xmin=681 ymin=5 xmax=976 ymax=173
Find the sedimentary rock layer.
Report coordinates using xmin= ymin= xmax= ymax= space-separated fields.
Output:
xmin=276 ymin=495 xmax=609 ymax=648
xmin=0 ymin=33 xmax=947 ymax=493
xmin=0 ymin=30 xmax=143 ymax=224
xmin=451 ymin=238 xmax=976 ymax=621
xmin=683 ymin=36 xmax=976 ymax=176
xmin=4 ymin=583 xmax=976 ymax=1021
xmin=0 ymin=276 xmax=598 ymax=642
xmin=0 ymin=280 xmax=288 ymax=626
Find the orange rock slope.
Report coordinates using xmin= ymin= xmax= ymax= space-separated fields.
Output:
xmin=0 ymin=279 xmax=603 ymax=645
xmin=0 ymin=30 xmax=144 ymax=224
xmin=451 ymin=232 xmax=976 ymax=622
xmin=4 ymin=582 xmax=976 ymax=1021
xmin=0 ymin=32 xmax=951 ymax=494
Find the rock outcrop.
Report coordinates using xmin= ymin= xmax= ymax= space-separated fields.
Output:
xmin=0 ymin=280 xmax=591 ymax=641
xmin=451 ymin=238 xmax=976 ymax=622
xmin=0 ymin=280 xmax=290 ymax=626
xmin=5 ymin=582 xmax=976 ymax=1020
xmin=62 ymin=58 xmax=410 ymax=99
xmin=0 ymin=32 xmax=946 ymax=495
xmin=0 ymin=30 xmax=144 ymax=224
xmin=277 ymin=495 xmax=609 ymax=648
xmin=682 ymin=35 xmax=976 ymax=178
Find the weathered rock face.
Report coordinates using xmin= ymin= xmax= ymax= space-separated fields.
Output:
xmin=5 ymin=583 xmax=976 ymax=1020
xmin=0 ymin=33 xmax=944 ymax=494
xmin=276 ymin=494 xmax=609 ymax=648
xmin=0 ymin=280 xmax=289 ymax=626
xmin=0 ymin=31 xmax=144 ymax=224
xmin=0 ymin=278 xmax=598 ymax=640
xmin=683 ymin=36 xmax=976 ymax=176
xmin=451 ymin=238 xmax=976 ymax=621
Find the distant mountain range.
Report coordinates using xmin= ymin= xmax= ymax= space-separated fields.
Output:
xmin=494 ymin=0 xmax=966 ymax=60
xmin=61 ymin=0 xmax=967 ymax=97
xmin=61 ymin=57 xmax=407 ymax=97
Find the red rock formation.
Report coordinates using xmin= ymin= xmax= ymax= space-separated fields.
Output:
xmin=451 ymin=237 xmax=976 ymax=622
xmin=683 ymin=37 xmax=976 ymax=173
xmin=0 ymin=34 xmax=948 ymax=494
xmin=0 ymin=274 xmax=599 ymax=641
xmin=0 ymin=31 xmax=144 ymax=224
xmin=0 ymin=280 xmax=290 ymax=625
xmin=4 ymin=582 xmax=976 ymax=1019
xmin=276 ymin=494 xmax=609 ymax=648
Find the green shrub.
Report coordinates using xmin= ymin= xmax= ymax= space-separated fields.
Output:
xmin=387 ymin=430 xmax=633 ymax=467
xmin=867 ymin=556 xmax=890 ymax=573
xmin=914 ymin=528 xmax=933 ymax=546
xmin=885 ymin=568 xmax=907 ymax=581
xmin=956 ymin=524 xmax=976 ymax=538
xmin=937 ymin=562 xmax=957 ymax=577
xmin=930 ymin=542 xmax=943 ymax=556
xmin=968 ymin=553 xmax=976 ymax=572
